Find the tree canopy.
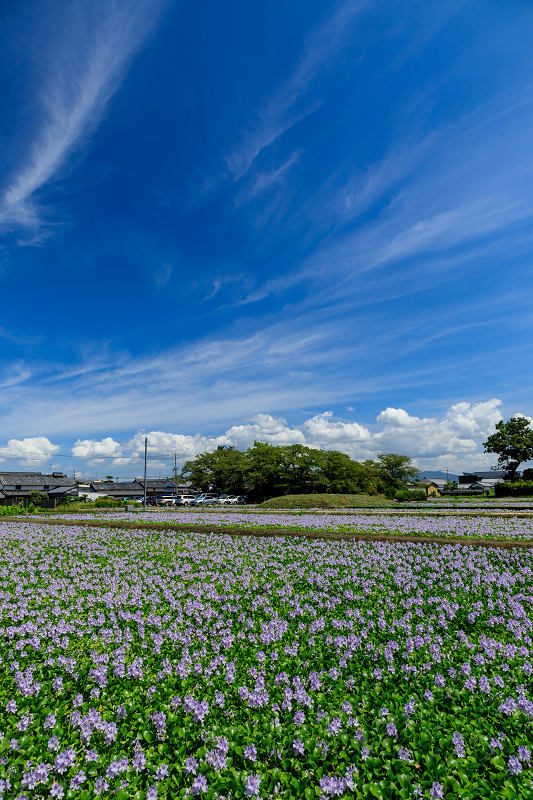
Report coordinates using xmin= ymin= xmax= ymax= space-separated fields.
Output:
xmin=372 ymin=453 xmax=420 ymax=490
xmin=483 ymin=416 xmax=533 ymax=478
xmin=181 ymin=442 xmax=418 ymax=501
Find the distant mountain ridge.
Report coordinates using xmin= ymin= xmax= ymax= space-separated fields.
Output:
xmin=418 ymin=470 xmax=459 ymax=481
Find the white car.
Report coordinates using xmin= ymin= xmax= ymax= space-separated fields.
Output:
xmin=216 ymin=495 xmax=239 ymax=504
xmin=175 ymin=494 xmax=197 ymax=506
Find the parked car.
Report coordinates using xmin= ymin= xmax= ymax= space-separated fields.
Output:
xmin=146 ymin=495 xmax=173 ymax=506
xmin=175 ymin=494 xmax=197 ymax=506
xmin=215 ymin=495 xmax=233 ymax=505
xmin=190 ymin=495 xmax=218 ymax=506
xmin=158 ymin=495 xmax=177 ymax=506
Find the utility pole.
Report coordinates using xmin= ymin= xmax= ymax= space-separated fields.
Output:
xmin=143 ymin=437 xmax=147 ymax=510
xmin=173 ymin=453 xmax=178 ymax=494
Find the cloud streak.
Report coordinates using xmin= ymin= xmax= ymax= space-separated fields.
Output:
xmin=0 ymin=0 xmax=167 ymax=233
xmin=224 ymin=0 xmax=366 ymax=183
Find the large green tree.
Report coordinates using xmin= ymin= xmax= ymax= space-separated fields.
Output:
xmin=373 ymin=453 xmax=420 ymax=490
xmin=483 ymin=417 xmax=533 ymax=479
xmin=180 ymin=446 xmax=247 ymax=493
xmin=245 ymin=442 xmax=326 ymax=499
xmin=321 ymin=450 xmax=374 ymax=494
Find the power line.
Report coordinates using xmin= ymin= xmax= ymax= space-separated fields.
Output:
xmin=0 ymin=447 xmax=179 ymax=460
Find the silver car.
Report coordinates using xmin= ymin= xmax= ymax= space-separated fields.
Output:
xmin=190 ymin=495 xmax=218 ymax=506
xmin=175 ymin=494 xmax=197 ymax=506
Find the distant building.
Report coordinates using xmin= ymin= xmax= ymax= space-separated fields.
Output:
xmin=0 ymin=472 xmax=76 ymax=506
xmin=458 ymin=471 xmax=515 ymax=490
xmin=88 ymin=481 xmax=144 ymax=500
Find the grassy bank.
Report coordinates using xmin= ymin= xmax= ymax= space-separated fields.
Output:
xmin=256 ymin=493 xmax=393 ymax=509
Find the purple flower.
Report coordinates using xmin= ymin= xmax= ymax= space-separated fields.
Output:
xmin=404 ymin=700 xmax=416 ymax=718
xmin=73 ymin=693 xmax=84 ymax=708
xmin=292 ymin=737 xmax=305 ymax=755
xmin=398 ymin=747 xmax=410 ymax=761
xmin=293 ymin=710 xmax=305 ymax=726
xmin=361 ymin=746 xmax=370 ymax=761
xmin=452 ymin=732 xmax=465 ymax=758
xmin=499 ymin=697 xmax=517 ymax=716
xmin=328 ymin=716 xmax=342 ymax=735
xmin=94 ymin=777 xmax=109 ymax=795
xmin=379 ymin=707 xmax=390 ymax=717
xmin=244 ymin=744 xmax=257 ymax=761
xmin=508 ymin=756 xmax=523 ymax=775
xmin=519 ymin=746 xmax=532 ymax=766
xmin=185 ymin=756 xmax=198 ymax=776
xmin=319 ymin=775 xmax=346 ymax=796
xmin=155 ymin=763 xmax=169 ymax=781
xmin=152 ymin=711 xmax=166 ymax=738
xmin=424 ymin=689 xmax=434 ymax=701
xmin=44 ymin=714 xmax=56 ymax=730
xmin=244 ymin=773 xmax=261 ymax=798
xmin=146 ymin=787 xmax=158 ymax=800
xmin=6 ymin=700 xmax=16 ymax=714
xmin=117 ymin=704 xmax=127 ymax=721
xmin=107 ymin=757 xmax=129 ymax=779
xmin=434 ymin=674 xmax=445 ymax=687
xmin=430 ymin=781 xmax=444 ymax=799
xmin=50 ymin=784 xmax=65 ymax=798
xmin=191 ymin=774 xmax=208 ymax=795
xmin=48 ymin=735 xmax=60 ymax=752
xmin=70 ymin=771 xmax=86 ymax=791
xmin=53 ymin=676 xmax=64 ymax=692
xmin=54 ymin=748 xmax=76 ymax=774
xmin=386 ymin=721 xmax=397 ymax=737
xmin=133 ymin=747 xmax=147 ymax=772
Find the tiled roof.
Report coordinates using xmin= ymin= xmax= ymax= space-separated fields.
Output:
xmin=89 ymin=482 xmax=144 ymax=492
xmin=0 ymin=472 xmax=75 ymax=487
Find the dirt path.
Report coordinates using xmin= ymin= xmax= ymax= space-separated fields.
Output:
xmin=5 ymin=516 xmax=533 ymax=550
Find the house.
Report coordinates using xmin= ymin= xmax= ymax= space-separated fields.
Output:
xmin=419 ymin=477 xmax=446 ymax=497
xmin=458 ymin=471 xmax=515 ymax=491
xmin=0 ymin=472 xmax=76 ymax=506
xmin=136 ymin=478 xmax=194 ymax=498
xmin=89 ymin=481 xmax=145 ymax=500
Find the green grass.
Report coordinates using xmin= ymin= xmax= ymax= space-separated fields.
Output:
xmin=255 ymin=492 xmax=394 ymax=509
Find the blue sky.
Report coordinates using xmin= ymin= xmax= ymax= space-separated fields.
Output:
xmin=1 ymin=0 xmax=533 ymax=478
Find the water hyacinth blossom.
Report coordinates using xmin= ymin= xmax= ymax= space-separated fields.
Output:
xmin=0 ymin=518 xmax=532 ymax=796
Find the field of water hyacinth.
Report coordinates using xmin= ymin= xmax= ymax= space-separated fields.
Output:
xmin=54 ymin=508 xmax=533 ymax=542
xmin=1 ymin=520 xmax=533 ymax=800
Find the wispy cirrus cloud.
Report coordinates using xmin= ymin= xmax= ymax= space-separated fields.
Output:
xmin=0 ymin=0 xmax=167 ymax=234
xmin=224 ymin=0 xmax=366 ymax=184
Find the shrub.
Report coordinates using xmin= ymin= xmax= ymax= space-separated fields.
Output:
xmin=29 ymin=490 xmax=45 ymax=506
xmin=395 ymin=488 xmax=426 ymax=502
xmin=0 ymin=503 xmax=26 ymax=517
xmin=394 ymin=489 xmax=411 ymax=502
xmin=494 ymin=480 xmax=533 ymax=497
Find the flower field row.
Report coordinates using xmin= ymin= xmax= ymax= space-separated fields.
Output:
xmin=56 ymin=509 xmax=533 ymax=541
xmin=1 ymin=520 xmax=533 ymax=798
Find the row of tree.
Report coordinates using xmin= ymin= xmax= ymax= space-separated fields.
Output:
xmin=176 ymin=416 xmax=533 ymax=501
xmin=179 ymin=443 xmax=419 ymax=501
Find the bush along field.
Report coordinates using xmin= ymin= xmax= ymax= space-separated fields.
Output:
xmin=1 ymin=522 xmax=533 ymax=799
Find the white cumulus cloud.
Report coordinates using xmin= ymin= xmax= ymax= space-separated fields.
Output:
xmin=0 ymin=436 xmax=60 ymax=467
xmin=71 ymin=437 xmax=122 ymax=458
